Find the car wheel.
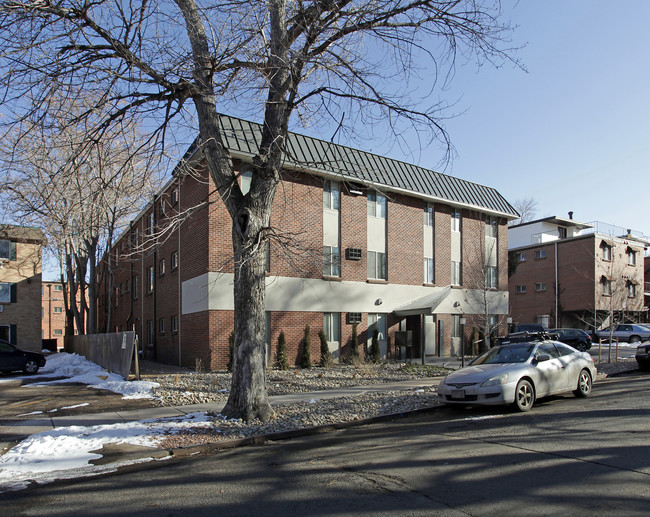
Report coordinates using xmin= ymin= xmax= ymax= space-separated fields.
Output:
xmin=629 ymin=335 xmax=640 ymax=343
xmin=513 ymin=379 xmax=535 ymax=412
xmin=576 ymin=342 xmax=587 ymax=352
xmin=23 ymin=359 xmax=40 ymax=374
xmin=574 ymin=369 xmax=592 ymax=398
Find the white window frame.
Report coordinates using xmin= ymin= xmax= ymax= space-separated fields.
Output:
xmin=323 ymin=246 xmax=341 ymax=277
xmin=323 ymin=180 xmax=340 ymax=211
xmin=517 ymin=252 xmax=527 ymax=262
xmin=451 ymin=208 xmax=461 ymax=232
xmin=424 ymin=257 xmax=434 ymax=284
xmin=628 ymin=249 xmax=637 ymax=265
xmin=367 ymin=191 xmax=386 ymax=219
xmin=451 ymin=260 xmax=461 ymax=286
xmin=486 ymin=265 xmax=498 ymax=289
xmin=515 ymin=284 xmax=527 ymax=294
xmin=535 ymin=249 xmax=546 ymax=259
xmin=602 ymin=244 xmax=612 ymax=261
xmin=485 ymin=216 xmax=497 ymax=238
xmin=628 ymin=283 xmax=636 ymax=298
xmin=323 ymin=313 xmax=340 ymax=343
xmin=424 ymin=204 xmax=434 ymax=227
xmin=367 ymin=251 xmax=387 ymax=280
xmin=602 ymin=278 xmax=612 ymax=296
xmin=535 ymin=282 xmax=547 ymax=292
xmin=534 ymin=315 xmax=550 ymax=328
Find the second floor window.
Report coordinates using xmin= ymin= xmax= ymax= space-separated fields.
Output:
xmin=424 ymin=204 xmax=434 ymax=227
xmin=451 ymin=261 xmax=461 ymax=286
xmin=535 ymin=282 xmax=546 ymax=292
xmin=515 ymin=284 xmax=527 ymax=294
xmin=451 ymin=209 xmax=461 ymax=232
xmin=485 ymin=216 xmax=497 ymax=238
xmin=486 ymin=266 xmax=497 ymax=289
xmin=628 ymin=249 xmax=637 ymax=265
xmin=323 ymin=246 xmax=341 ymax=277
xmin=367 ymin=191 xmax=386 ymax=218
xmin=535 ymin=249 xmax=546 ymax=259
xmin=368 ymin=251 xmax=387 ymax=280
xmin=171 ymin=251 xmax=178 ymax=270
xmin=159 ymin=259 xmax=166 ymax=276
xmin=0 ymin=240 xmax=11 ymax=260
xmin=628 ymin=283 xmax=636 ymax=298
xmin=602 ymin=277 xmax=612 ymax=296
xmin=602 ymin=244 xmax=612 ymax=261
xmin=323 ymin=180 xmax=340 ymax=211
xmin=146 ymin=267 xmax=154 ymax=293
xmin=424 ymin=257 xmax=434 ymax=284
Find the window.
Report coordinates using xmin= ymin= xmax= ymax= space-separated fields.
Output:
xmin=53 ymin=284 xmax=63 ymax=292
xmin=451 ymin=208 xmax=461 ymax=232
xmin=131 ymin=228 xmax=139 ymax=247
xmin=159 ymin=200 xmax=166 ymax=218
xmin=368 ymin=313 xmax=387 ymax=341
xmin=517 ymin=252 xmax=527 ymax=262
xmin=486 ymin=266 xmax=498 ymax=289
xmin=158 ymin=317 xmax=165 ymax=334
xmin=534 ymin=315 xmax=550 ymax=328
xmin=451 ymin=261 xmax=461 ymax=285
xmin=159 ymin=259 xmax=166 ymax=276
xmin=602 ymin=244 xmax=612 ymax=261
xmin=535 ymin=249 xmax=547 ymax=259
xmin=147 ymin=320 xmax=154 ymax=346
xmin=171 ymin=315 xmax=178 ymax=333
xmin=240 ymin=170 xmax=253 ymax=195
xmin=628 ymin=283 xmax=636 ymax=298
xmin=515 ymin=284 xmax=527 ymax=294
xmin=323 ymin=180 xmax=340 ymax=211
xmin=424 ymin=204 xmax=434 ymax=227
xmin=535 ymin=282 xmax=547 ymax=292
xmin=424 ymin=257 xmax=434 ymax=284
xmin=147 ymin=212 xmax=155 ymax=235
xmin=53 ymin=329 xmax=63 ymax=336
xmin=558 ymin=227 xmax=567 ymax=239
xmin=0 ymin=282 xmax=12 ymax=303
xmin=132 ymin=275 xmax=139 ymax=300
xmin=346 ymin=312 xmax=362 ymax=324
xmin=146 ymin=266 xmax=154 ymax=294
xmin=485 ymin=216 xmax=497 ymax=238
xmin=323 ymin=246 xmax=341 ymax=277
xmin=53 ymin=306 xmax=63 ymax=314
xmin=628 ymin=249 xmax=637 ymax=266
xmin=171 ymin=251 xmax=178 ymax=270
xmin=602 ymin=277 xmax=612 ymax=296
xmin=171 ymin=187 xmax=179 ymax=205
xmin=367 ymin=251 xmax=387 ymax=280
xmin=0 ymin=240 xmax=9 ymax=259
xmin=367 ymin=191 xmax=386 ymax=218
xmin=324 ymin=313 xmax=340 ymax=343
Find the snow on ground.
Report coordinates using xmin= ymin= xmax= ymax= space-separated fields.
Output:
xmin=0 ymin=352 xmax=196 ymax=492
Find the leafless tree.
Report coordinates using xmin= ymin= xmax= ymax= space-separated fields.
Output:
xmin=0 ymin=0 xmax=519 ymax=421
xmin=509 ymin=197 xmax=538 ymax=226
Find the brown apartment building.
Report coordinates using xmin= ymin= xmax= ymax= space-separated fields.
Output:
xmin=508 ymin=216 xmax=648 ymax=330
xmin=42 ymin=280 xmax=85 ymax=349
xmin=0 ymin=224 xmax=46 ymax=352
xmin=97 ymin=115 xmax=518 ymax=370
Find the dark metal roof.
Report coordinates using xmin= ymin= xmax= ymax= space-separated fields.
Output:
xmin=217 ymin=114 xmax=518 ymax=218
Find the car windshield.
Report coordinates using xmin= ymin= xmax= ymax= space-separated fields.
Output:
xmin=472 ymin=344 xmax=536 ymax=365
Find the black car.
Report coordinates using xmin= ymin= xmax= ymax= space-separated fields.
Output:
xmin=548 ymin=328 xmax=592 ymax=352
xmin=0 ymin=339 xmax=46 ymax=374
xmin=636 ymin=343 xmax=650 ymax=371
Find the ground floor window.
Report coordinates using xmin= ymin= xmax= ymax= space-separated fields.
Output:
xmin=534 ymin=315 xmax=550 ymax=328
xmin=324 ymin=313 xmax=340 ymax=343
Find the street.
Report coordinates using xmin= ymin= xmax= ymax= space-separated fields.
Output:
xmin=4 ymin=370 xmax=650 ymax=516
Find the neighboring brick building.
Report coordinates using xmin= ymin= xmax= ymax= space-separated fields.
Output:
xmin=42 ymin=280 xmax=85 ymax=348
xmin=508 ymin=216 xmax=648 ymax=331
xmin=97 ymin=115 xmax=518 ymax=370
xmin=0 ymin=224 xmax=46 ymax=352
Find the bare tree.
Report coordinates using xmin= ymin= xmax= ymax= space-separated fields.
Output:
xmin=0 ymin=1 xmax=519 ymax=421
xmin=509 ymin=197 xmax=538 ymax=226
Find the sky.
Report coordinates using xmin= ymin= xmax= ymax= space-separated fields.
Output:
xmin=399 ymin=0 xmax=650 ymax=237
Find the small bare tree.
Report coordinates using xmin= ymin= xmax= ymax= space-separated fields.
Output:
xmin=509 ymin=197 xmax=538 ymax=226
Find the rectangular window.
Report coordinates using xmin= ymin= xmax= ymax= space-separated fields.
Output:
xmin=0 ymin=240 xmax=9 ymax=259
xmin=424 ymin=204 xmax=434 ymax=227
xmin=131 ymin=228 xmax=139 ymax=247
xmin=515 ymin=284 xmax=527 ymax=294
xmin=146 ymin=266 xmax=154 ymax=293
xmin=147 ymin=212 xmax=155 ymax=235
xmin=0 ymin=282 xmax=11 ymax=303
xmin=171 ymin=187 xmax=179 ymax=205
xmin=171 ymin=315 xmax=178 ymax=333
xmin=158 ymin=317 xmax=165 ymax=334
xmin=485 ymin=216 xmax=497 ymax=238
xmin=534 ymin=315 xmax=550 ymax=328
xmin=424 ymin=257 xmax=434 ymax=284
xmin=53 ymin=284 xmax=63 ymax=292
xmin=324 ymin=313 xmax=340 ymax=343
xmin=517 ymin=252 xmax=527 ymax=262
xmin=628 ymin=250 xmax=637 ymax=265
xmin=602 ymin=278 xmax=612 ymax=296
xmin=367 ymin=191 xmax=386 ymax=219
xmin=602 ymin=244 xmax=612 ymax=261
xmin=171 ymin=251 xmax=178 ymax=270
xmin=451 ymin=209 xmax=461 ymax=232
xmin=368 ymin=313 xmax=387 ymax=340
xmin=53 ymin=306 xmax=63 ymax=313
xmin=323 ymin=180 xmax=340 ymax=211
xmin=367 ymin=251 xmax=387 ymax=280
xmin=147 ymin=320 xmax=154 ymax=346
xmin=535 ymin=249 xmax=547 ymax=259
xmin=53 ymin=329 xmax=63 ymax=336
xmin=159 ymin=259 xmax=166 ymax=276
xmin=451 ymin=261 xmax=461 ymax=285
xmin=323 ymin=246 xmax=341 ymax=277
xmin=486 ymin=266 xmax=498 ymax=289
xmin=132 ymin=275 xmax=139 ymax=300
xmin=535 ymin=282 xmax=547 ymax=292
xmin=558 ymin=227 xmax=567 ymax=239
xmin=628 ymin=283 xmax=636 ymax=298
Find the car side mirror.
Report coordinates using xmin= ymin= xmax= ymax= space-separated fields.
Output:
xmin=535 ymin=354 xmax=550 ymax=363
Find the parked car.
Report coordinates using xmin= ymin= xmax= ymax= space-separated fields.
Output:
xmin=595 ymin=324 xmax=650 ymax=343
xmin=438 ymin=340 xmax=596 ymax=412
xmin=0 ymin=339 xmax=46 ymax=374
xmin=548 ymin=328 xmax=592 ymax=351
xmin=635 ymin=343 xmax=650 ymax=371
xmin=511 ymin=324 xmax=545 ymax=333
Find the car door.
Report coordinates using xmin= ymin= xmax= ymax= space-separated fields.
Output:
xmin=0 ymin=341 xmax=23 ymax=371
xmin=534 ymin=343 xmax=566 ymax=396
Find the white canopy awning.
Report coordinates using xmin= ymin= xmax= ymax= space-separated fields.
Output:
xmin=393 ymin=286 xmax=509 ymax=317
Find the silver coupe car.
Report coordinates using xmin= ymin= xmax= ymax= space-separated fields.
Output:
xmin=438 ymin=340 xmax=596 ymax=412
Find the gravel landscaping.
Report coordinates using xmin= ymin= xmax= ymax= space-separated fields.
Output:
xmin=140 ymin=359 xmax=638 ymax=449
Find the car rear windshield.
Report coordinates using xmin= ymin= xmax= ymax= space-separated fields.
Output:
xmin=473 ymin=344 xmax=536 ymax=365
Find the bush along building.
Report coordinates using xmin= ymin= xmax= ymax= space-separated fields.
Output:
xmin=508 ymin=215 xmax=649 ymax=331
xmin=0 ymin=224 xmax=46 ymax=352
xmin=97 ymin=115 xmax=518 ymax=370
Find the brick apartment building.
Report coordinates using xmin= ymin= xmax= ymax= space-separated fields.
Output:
xmin=508 ymin=216 xmax=648 ymax=330
xmin=42 ymin=280 xmax=85 ymax=348
xmin=0 ymin=224 xmax=46 ymax=352
xmin=97 ymin=115 xmax=518 ymax=370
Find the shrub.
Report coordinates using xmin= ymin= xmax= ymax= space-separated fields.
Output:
xmin=275 ymin=331 xmax=289 ymax=370
xmin=347 ymin=323 xmax=360 ymax=364
xmin=297 ymin=325 xmax=312 ymax=369
xmin=319 ymin=330 xmax=333 ymax=367
xmin=369 ymin=328 xmax=380 ymax=364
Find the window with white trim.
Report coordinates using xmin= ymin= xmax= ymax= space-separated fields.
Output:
xmin=628 ymin=249 xmax=637 ymax=265
xmin=451 ymin=261 xmax=461 ymax=286
xmin=485 ymin=216 xmax=497 ymax=238
xmin=368 ymin=251 xmax=387 ymax=280
xmin=628 ymin=283 xmax=636 ymax=298
xmin=323 ymin=313 xmax=340 ymax=343
xmin=535 ymin=282 xmax=546 ymax=292
xmin=486 ymin=266 xmax=498 ymax=289
xmin=515 ymin=284 xmax=527 ymax=294
xmin=146 ymin=266 xmax=154 ymax=294
xmin=517 ymin=252 xmax=526 ymax=262
xmin=602 ymin=277 xmax=612 ymax=296
xmin=602 ymin=244 xmax=612 ymax=261
xmin=424 ymin=257 xmax=434 ymax=284
xmin=323 ymin=180 xmax=340 ymax=211
xmin=451 ymin=208 xmax=461 ymax=232
xmin=367 ymin=191 xmax=386 ymax=219
xmin=323 ymin=246 xmax=341 ymax=277
xmin=534 ymin=315 xmax=550 ymax=328
xmin=424 ymin=204 xmax=433 ymax=227
xmin=535 ymin=249 xmax=546 ymax=259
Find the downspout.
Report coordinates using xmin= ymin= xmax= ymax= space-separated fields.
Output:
xmin=555 ymin=241 xmax=559 ymax=328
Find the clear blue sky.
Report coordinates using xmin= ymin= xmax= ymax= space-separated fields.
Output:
xmin=402 ymin=0 xmax=650 ymax=237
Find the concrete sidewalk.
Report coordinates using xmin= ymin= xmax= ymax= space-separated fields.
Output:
xmin=1 ymin=377 xmax=447 ymax=444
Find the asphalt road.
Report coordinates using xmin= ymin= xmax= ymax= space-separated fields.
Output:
xmin=4 ymin=371 xmax=650 ymax=516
